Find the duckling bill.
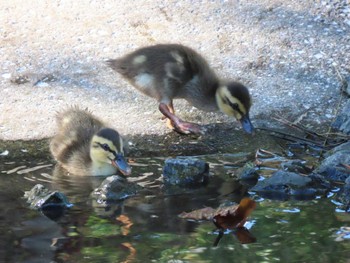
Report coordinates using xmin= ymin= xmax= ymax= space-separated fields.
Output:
xmin=107 ymin=44 xmax=254 ymax=135
xmin=50 ymin=108 xmax=131 ymax=176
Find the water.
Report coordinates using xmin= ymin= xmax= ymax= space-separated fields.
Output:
xmin=1 ymin=152 xmax=350 ymax=262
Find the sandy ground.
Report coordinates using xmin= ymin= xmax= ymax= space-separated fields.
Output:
xmin=0 ymin=0 xmax=349 ymax=141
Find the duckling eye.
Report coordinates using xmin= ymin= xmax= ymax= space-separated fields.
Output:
xmin=231 ymin=103 xmax=239 ymax=110
xmin=101 ymin=143 xmax=110 ymax=151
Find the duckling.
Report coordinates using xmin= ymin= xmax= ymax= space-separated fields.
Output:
xmin=50 ymin=108 xmax=131 ymax=176
xmin=107 ymin=44 xmax=253 ymax=135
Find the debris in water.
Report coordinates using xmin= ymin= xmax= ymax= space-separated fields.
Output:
xmin=17 ymin=164 xmax=53 ymax=174
xmin=0 ymin=150 xmax=9 ymax=156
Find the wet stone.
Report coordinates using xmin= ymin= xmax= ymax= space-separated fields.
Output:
xmin=90 ymin=175 xmax=140 ymax=203
xmin=24 ymin=184 xmax=72 ymax=220
xmin=332 ymin=100 xmax=350 ymax=134
xmin=237 ymin=162 xmax=259 ymax=181
xmin=280 ymin=160 xmax=312 ymax=174
xmin=341 ymin=76 xmax=350 ymax=97
xmin=251 ymin=170 xmax=330 ymax=200
xmin=163 ymin=158 xmax=209 ymax=186
xmin=325 ymin=141 xmax=350 ymax=157
xmin=315 ymin=150 xmax=350 ymax=182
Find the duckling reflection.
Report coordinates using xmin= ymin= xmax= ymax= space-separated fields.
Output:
xmin=107 ymin=44 xmax=254 ymax=135
xmin=50 ymin=107 xmax=131 ymax=176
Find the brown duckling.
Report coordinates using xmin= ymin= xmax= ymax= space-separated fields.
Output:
xmin=107 ymin=44 xmax=253 ymax=135
xmin=50 ymin=108 xmax=131 ymax=176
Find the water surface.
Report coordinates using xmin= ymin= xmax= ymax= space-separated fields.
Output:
xmin=1 ymin=151 xmax=350 ymax=262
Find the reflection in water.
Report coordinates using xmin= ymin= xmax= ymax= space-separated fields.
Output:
xmin=1 ymin=151 xmax=349 ymax=262
xmin=12 ymin=214 xmax=64 ymax=263
xmin=213 ymin=227 xmax=257 ymax=247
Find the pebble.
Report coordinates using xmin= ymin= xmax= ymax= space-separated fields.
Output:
xmin=1 ymin=73 xmax=11 ymax=79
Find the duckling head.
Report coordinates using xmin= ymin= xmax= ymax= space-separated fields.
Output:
xmin=90 ymin=128 xmax=131 ymax=176
xmin=216 ymin=82 xmax=254 ymax=134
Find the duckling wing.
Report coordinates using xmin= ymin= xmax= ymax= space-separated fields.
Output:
xmin=50 ymin=108 xmax=103 ymax=170
xmin=107 ymin=44 xmax=201 ymax=101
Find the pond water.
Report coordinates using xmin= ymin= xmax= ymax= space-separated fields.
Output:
xmin=1 ymin=148 xmax=350 ymax=262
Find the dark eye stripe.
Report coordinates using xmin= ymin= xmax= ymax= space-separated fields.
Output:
xmin=96 ymin=142 xmax=118 ymax=157
xmin=224 ymin=97 xmax=244 ymax=115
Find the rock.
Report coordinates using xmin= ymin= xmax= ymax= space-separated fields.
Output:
xmin=251 ymin=170 xmax=330 ymax=200
xmin=162 ymin=158 xmax=209 ymax=186
xmin=341 ymin=76 xmax=350 ymax=97
xmin=90 ymin=175 xmax=140 ymax=203
xmin=280 ymin=160 xmax=312 ymax=174
xmin=332 ymin=100 xmax=350 ymax=134
xmin=336 ymin=176 xmax=350 ymax=212
xmin=237 ymin=163 xmax=259 ymax=181
xmin=326 ymin=141 xmax=350 ymax=157
xmin=315 ymin=151 xmax=350 ymax=182
xmin=24 ymin=184 xmax=72 ymax=220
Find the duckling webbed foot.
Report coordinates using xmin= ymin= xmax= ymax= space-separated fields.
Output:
xmin=159 ymin=103 xmax=206 ymax=135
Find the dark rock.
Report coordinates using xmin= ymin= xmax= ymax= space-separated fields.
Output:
xmin=24 ymin=184 xmax=72 ymax=220
xmin=250 ymin=170 xmax=330 ymax=200
xmin=315 ymin=151 xmax=350 ymax=182
xmin=332 ymin=100 xmax=350 ymax=134
xmin=162 ymin=158 xmax=209 ymax=186
xmin=280 ymin=160 xmax=312 ymax=174
xmin=90 ymin=175 xmax=140 ymax=203
xmin=237 ymin=163 xmax=259 ymax=181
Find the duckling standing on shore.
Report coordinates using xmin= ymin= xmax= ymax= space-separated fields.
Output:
xmin=107 ymin=44 xmax=253 ymax=135
xmin=50 ymin=108 xmax=131 ymax=176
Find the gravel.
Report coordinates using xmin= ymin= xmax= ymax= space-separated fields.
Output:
xmin=0 ymin=0 xmax=349 ymax=140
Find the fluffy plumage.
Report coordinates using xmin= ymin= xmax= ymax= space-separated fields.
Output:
xmin=107 ymin=44 xmax=253 ymax=134
xmin=50 ymin=108 xmax=131 ymax=176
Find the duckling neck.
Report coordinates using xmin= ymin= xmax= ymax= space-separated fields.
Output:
xmin=90 ymin=158 xmax=117 ymax=176
xmin=182 ymin=76 xmax=220 ymax=112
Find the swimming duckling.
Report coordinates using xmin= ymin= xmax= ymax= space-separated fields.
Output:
xmin=107 ymin=44 xmax=253 ymax=135
xmin=50 ymin=108 xmax=131 ymax=176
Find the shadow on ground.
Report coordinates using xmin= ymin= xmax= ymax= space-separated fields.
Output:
xmin=0 ymin=123 xmax=280 ymax=161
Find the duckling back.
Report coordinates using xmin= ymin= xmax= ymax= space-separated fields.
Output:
xmin=50 ymin=108 xmax=104 ymax=175
xmin=107 ymin=44 xmax=219 ymax=105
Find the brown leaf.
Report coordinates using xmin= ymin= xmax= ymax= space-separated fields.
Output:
xmin=179 ymin=198 xmax=256 ymax=226
xmin=213 ymin=198 xmax=256 ymax=230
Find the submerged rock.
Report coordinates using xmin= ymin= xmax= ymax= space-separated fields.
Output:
xmin=162 ymin=158 xmax=209 ymax=186
xmin=332 ymin=100 xmax=350 ymax=134
xmin=24 ymin=184 xmax=72 ymax=220
xmin=315 ymin=150 xmax=350 ymax=182
xmin=251 ymin=170 xmax=329 ymax=200
xmin=90 ymin=175 xmax=140 ymax=204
